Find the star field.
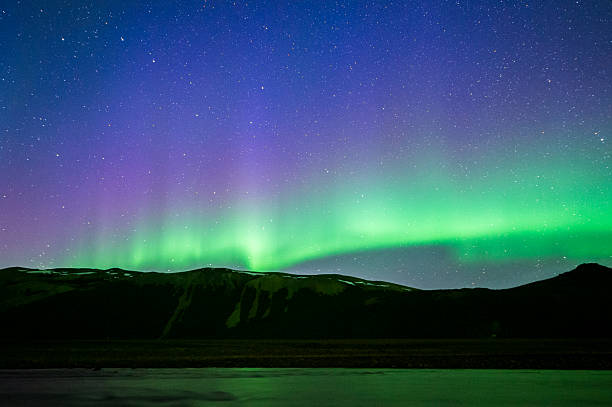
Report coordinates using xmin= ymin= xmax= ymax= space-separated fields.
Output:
xmin=0 ymin=0 xmax=610 ymax=288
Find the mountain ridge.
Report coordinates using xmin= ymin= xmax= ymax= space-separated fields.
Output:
xmin=1 ymin=263 xmax=611 ymax=340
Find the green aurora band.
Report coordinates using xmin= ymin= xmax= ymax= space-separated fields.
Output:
xmin=69 ymin=134 xmax=612 ymax=272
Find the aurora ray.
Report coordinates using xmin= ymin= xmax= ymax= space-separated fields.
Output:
xmin=0 ymin=0 xmax=610 ymax=288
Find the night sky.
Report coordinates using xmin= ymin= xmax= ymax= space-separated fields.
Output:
xmin=1 ymin=0 xmax=610 ymax=288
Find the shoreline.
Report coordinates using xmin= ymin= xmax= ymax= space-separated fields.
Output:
xmin=2 ymin=338 xmax=611 ymax=370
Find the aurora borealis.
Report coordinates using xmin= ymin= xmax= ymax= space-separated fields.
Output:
xmin=0 ymin=0 xmax=610 ymax=288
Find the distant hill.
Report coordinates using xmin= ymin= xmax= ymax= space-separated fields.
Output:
xmin=1 ymin=263 xmax=611 ymax=339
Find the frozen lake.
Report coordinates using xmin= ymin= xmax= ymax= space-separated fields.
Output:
xmin=1 ymin=368 xmax=612 ymax=406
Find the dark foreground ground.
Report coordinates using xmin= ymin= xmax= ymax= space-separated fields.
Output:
xmin=3 ymin=368 xmax=612 ymax=406
xmin=2 ymin=339 xmax=612 ymax=369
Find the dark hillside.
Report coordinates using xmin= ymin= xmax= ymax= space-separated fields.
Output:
xmin=1 ymin=264 xmax=611 ymax=340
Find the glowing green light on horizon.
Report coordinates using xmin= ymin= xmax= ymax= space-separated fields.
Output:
xmin=68 ymin=135 xmax=612 ymax=272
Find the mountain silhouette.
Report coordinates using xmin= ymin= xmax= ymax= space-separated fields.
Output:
xmin=1 ymin=263 xmax=611 ymax=339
